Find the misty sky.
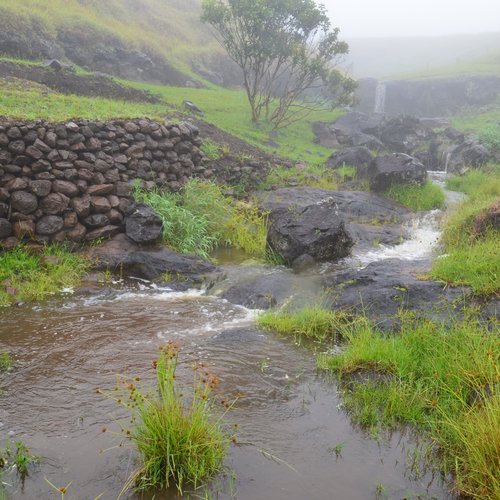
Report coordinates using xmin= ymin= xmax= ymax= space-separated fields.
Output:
xmin=323 ymin=0 xmax=500 ymax=38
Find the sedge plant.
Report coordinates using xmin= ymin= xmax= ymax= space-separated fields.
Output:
xmin=98 ymin=343 xmax=233 ymax=495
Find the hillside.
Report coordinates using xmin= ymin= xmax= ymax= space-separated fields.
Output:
xmin=0 ymin=0 xmax=241 ymax=85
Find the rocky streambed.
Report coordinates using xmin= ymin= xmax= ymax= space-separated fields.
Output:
xmin=0 ymin=177 xmax=480 ymax=499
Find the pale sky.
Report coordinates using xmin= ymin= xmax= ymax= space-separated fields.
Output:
xmin=323 ymin=0 xmax=500 ymax=38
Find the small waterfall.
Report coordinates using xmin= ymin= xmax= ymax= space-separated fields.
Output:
xmin=374 ymin=81 xmax=386 ymax=114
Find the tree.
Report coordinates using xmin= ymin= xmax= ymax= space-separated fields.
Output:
xmin=201 ymin=0 xmax=356 ymax=129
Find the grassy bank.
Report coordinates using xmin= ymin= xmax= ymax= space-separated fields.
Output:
xmin=431 ymin=165 xmax=500 ymax=296
xmin=0 ymin=245 xmax=88 ymax=306
xmin=0 ymin=78 xmax=171 ymax=121
xmin=259 ymin=307 xmax=499 ymax=499
xmin=383 ymin=180 xmax=445 ymax=211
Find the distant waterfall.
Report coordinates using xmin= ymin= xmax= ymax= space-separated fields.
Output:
xmin=374 ymin=81 xmax=386 ymax=114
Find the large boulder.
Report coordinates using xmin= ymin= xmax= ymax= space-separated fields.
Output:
xmin=88 ymin=233 xmax=217 ymax=283
xmin=266 ymin=198 xmax=353 ymax=266
xmin=444 ymin=140 xmax=491 ymax=174
xmin=377 ymin=115 xmax=434 ymax=154
xmin=124 ymin=203 xmax=163 ymax=244
xmin=369 ymin=153 xmax=427 ymax=192
xmin=258 ymin=187 xmax=411 ymax=256
xmin=327 ymin=146 xmax=374 ymax=177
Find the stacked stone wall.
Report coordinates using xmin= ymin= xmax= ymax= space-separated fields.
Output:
xmin=0 ymin=119 xmax=209 ymax=246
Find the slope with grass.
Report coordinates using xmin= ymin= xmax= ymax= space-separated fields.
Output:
xmin=431 ymin=165 xmax=500 ymax=296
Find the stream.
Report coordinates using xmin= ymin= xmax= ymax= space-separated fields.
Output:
xmin=0 ymin=177 xmax=460 ymax=499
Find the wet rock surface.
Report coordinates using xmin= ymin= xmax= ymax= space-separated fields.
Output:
xmin=87 ymin=233 xmax=218 ymax=284
xmin=124 ymin=203 xmax=163 ymax=244
xmin=322 ymin=258 xmax=469 ymax=326
xmin=369 ymin=153 xmax=427 ymax=191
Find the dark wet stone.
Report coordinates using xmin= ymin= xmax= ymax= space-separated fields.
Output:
xmin=124 ymin=203 xmax=163 ymax=244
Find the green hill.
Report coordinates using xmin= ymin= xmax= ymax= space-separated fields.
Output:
xmin=0 ymin=0 xmax=238 ymax=84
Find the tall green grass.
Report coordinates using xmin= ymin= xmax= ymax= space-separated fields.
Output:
xmin=383 ymin=181 xmax=445 ymax=211
xmin=0 ymin=245 xmax=88 ymax=306
xmin=134 ymin=179 xmax=269 ymax=259
xmin=259 ymin=164 xmax=339 ymax=190
xmin=99 ymin=343 xmax=232 ymax=494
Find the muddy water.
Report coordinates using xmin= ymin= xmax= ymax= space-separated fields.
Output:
xmin=0 ymin=286 xmax=451 ymax=499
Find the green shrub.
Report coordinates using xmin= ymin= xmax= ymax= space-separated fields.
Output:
xmin=383 ymin=181 xmax=445 ymax=211
xmin=99 ymin=343 xmax=232 ymax=494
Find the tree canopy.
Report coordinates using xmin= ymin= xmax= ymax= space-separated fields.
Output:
xmin=202 ymin=0 xmax=356 ymax=128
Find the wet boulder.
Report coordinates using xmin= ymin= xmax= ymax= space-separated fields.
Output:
xmin=266 ymin=198 xmax=353 ymax=266
xmin=124 ymin=203 xmax=163 ymax=244
xmin=377 ymin=115 xmax=434 ymax=154
xmin=322 ymin=259 xmax=469 ymax=328
xmin=327 ymin=146 xmax=374 ymax=177
xmin=0 ymin=218 xmax=12 ymax=238
xmin=444 ymin=140 xmax=491 ymax=174
xmin=369 ymin=153 xmax=427 ymax=192
xmin=87 ymin=234 xmax=217 ymax=284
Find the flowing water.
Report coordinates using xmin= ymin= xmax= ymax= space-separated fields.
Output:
xmin=0 ymin=176 xmax=460 ymax=499
xmin=0 ymin=287 xmax=451 ymax=499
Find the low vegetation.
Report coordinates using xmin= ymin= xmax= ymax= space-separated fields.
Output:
xmin=258 ymin=306 xmax=350 ymax=343
xmin=0 ymin=352 xmax=11 ymax=372
xmin=431 ymin=165 xmax=499 ymax=295
xmin=98 ymin=343 xmax=232 ymax=495
xmin=0 ymin=245 xmax=89 ymax=306
xmin=383 ymin=181 xmax=445 ymax=211
xmin=259 ymin=164 xmax=339 ymax=191
xmin=0 ymin=441 xmax=39 ymax=479
xmin=134 ymin=179 xmax=268 ymax=259
xmin=260 ymin=306 xmax=499 ymax=499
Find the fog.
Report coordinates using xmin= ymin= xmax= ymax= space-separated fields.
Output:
xmin=323 ymin=0 xmax=500 ymax=38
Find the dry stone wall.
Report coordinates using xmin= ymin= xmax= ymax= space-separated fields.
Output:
xmin=0 ymin=118 xmax=207 ymax=246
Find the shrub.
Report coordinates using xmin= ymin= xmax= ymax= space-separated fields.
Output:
xmin=99 ymin=343 xmax=232 ymax=494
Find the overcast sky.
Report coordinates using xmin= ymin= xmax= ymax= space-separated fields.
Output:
xmin=323 ymin=0 xmax=500 ymax=38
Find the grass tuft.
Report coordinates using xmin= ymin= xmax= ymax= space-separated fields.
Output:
xmin=99 ymin=342 xmax=232 ymax=495
xmin=0 ymin=352 xmax=11 ymax=372
xmin=0 ymin=245 xmax=89 ymax=306
xmin=258 ymin=306 xmax=353 ymax=342
xmin=383 ymin=181 xmax=445 ymax=211
xmin=259 ymin=164 xmax=339 ymax=191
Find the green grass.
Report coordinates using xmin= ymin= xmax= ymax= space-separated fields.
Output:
xmin=98 ymin=343 xmax=231 ymax=494
xmin=259 ymin=164 xmax=339 ymax=190
xmin=0 ymin=79 xmax=171 ymax=121
xmin=431 ymin=166 xmax=499 ymax=296
xmin=0 ymin=245 xmax=89 ymax=306
xmin=0 ymin=441 xmax=39 ymax=479
xmin=134 ymin=179 xmax=269 ymax=259
xmin=0 ymin=0 xmax=218 ymax=75
xmin=0 ymin=352 xmax=11 ymax=371
xmin=317 ymin=313 xmax=499 ymax=500
xmin=383 ymin=181 xmax=445 ymax=211
xmin=451 ymin=104 xmax=500 ymax=152
xmin=258 ymin=306 xmax=352 ymax=343
xmin=200 ymin=139 xmax=228 ymax=161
